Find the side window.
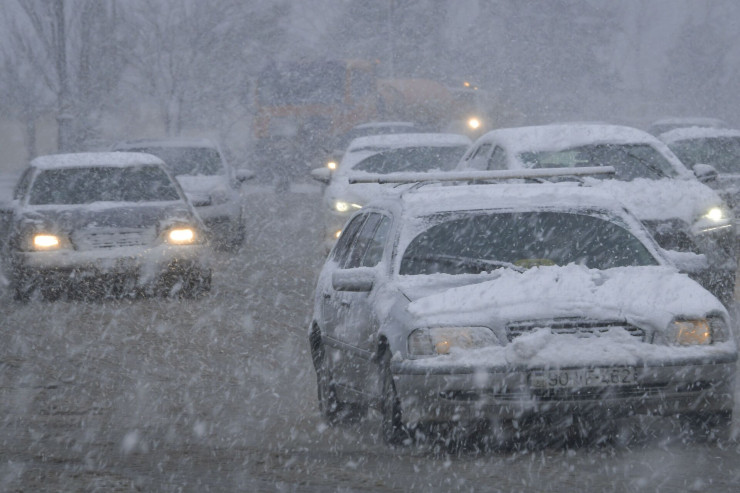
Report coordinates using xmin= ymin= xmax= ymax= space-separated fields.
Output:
xmin=467 ymin=143 xmax=493 ymax=170
xmin=487 ymin=146 xmax=508 ymax=170
xmin=331 ymin=214 xmax=366 ymax=266
xmin=361 ymin=215 xmax=391 ymax=267
xmin=343 ymin=213 xmax=382 ymax=269
xmin=13 ymin=168 xmax=33 ymax=201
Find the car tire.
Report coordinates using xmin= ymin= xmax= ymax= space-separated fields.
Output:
xmin=378 ymin=346 xmax=409 ymax=446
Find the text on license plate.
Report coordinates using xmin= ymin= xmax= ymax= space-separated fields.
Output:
xmin=529 ymin=367 xmax=637 ymax=389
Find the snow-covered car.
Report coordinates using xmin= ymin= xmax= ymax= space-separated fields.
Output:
xmin=455 ymin=124 xmax=736 ymax=304
xmin=659 ymin=127 xmax=740 ymax=214
xmin=648 ymin=117 xmax=728 ymax=137
xmin=0 ymin=152 xmax=211 ymax=301
xmin=111 ymin=138 xmax=253 ymax=250
xmin=311 ymin=133 xmax=471 ymax=247
xmin=308 ymin=178 xmax=737 ymax=445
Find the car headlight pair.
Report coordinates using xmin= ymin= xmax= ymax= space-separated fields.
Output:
xmin=668 ymin=316 xmax=729 ymax=346
xmin=408 ymin=327 xmax=499 ymax=356
xmin=333 ymin=200 xmax=362 ymax=213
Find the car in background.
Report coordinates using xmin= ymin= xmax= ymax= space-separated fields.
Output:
xmin=111 ymin=139 xmax=253 ymax=251
xmin=659 ymin=127 xmax=740 ymax=214
xmin=311 ymin=133 xmax=471 ymax=247
xmin=321 ymin=122 xmax=422 ymax=171
xmin=308 ymin=178 xmax=736 ymax=445
xmin=648 ymin=117 xmax=728 ymax=137
xmin=0 ymin=152 xmax=211 ymax=301
xmin=455 ymin=124 xmax=736 ymax=304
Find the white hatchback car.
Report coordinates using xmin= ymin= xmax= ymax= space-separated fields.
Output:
xmin=309 ymin=177 xmax=737 ymax=445
xmin=112 ymin=139 xmax=253 ymax=250
xmin=311 ymin=133 xmax=471 ymax=247
xmin=455 ymin=124 xmax=736 ymax=304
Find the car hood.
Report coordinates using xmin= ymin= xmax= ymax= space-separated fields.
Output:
xmin=20 ymin=202 xmax=196 ymax=231
xmin=402 ymin=264 xmax=724 ymax=331
xmin=582 ymin=177 xmax=722 ymax=223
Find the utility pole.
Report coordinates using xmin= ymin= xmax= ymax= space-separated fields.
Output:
xmin=55 ymin=0 xmax=72 ymax=151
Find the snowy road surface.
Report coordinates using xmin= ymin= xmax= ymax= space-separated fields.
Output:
xmin=1 ymin=185 xmax=740 ymax=491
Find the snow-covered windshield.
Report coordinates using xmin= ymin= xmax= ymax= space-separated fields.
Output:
xmin=399 ymin=211 xmax=658 ymax=275
xmin=669 ymin=137 xmax=740 ymax=173
xmin=129 ymin=147 xmax=224 ymax=176
xmin=352 ymin=146 xmax=468 ymax=174
xmin=28 ymin=166 xmax=181 ymax=205
xmin=519 ymin=143 xmax=678 ymax=180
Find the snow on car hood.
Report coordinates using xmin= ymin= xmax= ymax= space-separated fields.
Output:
xmin=405 ymin=264 xmax=723 ymax=329
xmin=582 ymin=177 xmax=722 ymax=223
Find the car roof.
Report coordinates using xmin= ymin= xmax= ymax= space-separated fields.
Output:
xmin=367 ymin=181 xmax=634 ymax=220
xmin=346 ymin=133 xmax=471 ymax=152
xmin=650 ymin=117 xmax=727 ymax=127
xmin=659 ymin=127 xmax=740 ymax=144
xmin=474 ymin=124 xmax=664 ymax=155
xmin=111 ymin=138 xmax=218 ymax=150
xmin=30 ymin=152 xmax=166 ymax=170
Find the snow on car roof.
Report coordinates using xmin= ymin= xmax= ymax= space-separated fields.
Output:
xmin=112 ymin=138 xmax=218 ymax=150
xmin=347 ymin=132 xmax=471 ymax=153
xmin=31 ymin=152 xmax=166 ymax=170
xmin=658 ymin=127 xmax=740 ymax=144
xmin=476 ymin=124 xmax=667 ymax=155
xmin=650 ymin=117 xmax=727 ymax=127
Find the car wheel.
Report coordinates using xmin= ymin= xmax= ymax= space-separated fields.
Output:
xmin=309 ymin=330 xmax=364 ymax=425
xmin=379 ymin=346 xmax=409 ymax=445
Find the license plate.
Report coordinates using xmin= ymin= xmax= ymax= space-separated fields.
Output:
xmin=529 ymin=367 xmax=637 ymax=389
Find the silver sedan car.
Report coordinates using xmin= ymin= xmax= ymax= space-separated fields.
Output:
xmin=308 ymin=177 xmax=737 ymax=446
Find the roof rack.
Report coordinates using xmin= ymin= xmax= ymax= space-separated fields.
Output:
xmin=347 ymin=166 xmax=616 ymax=185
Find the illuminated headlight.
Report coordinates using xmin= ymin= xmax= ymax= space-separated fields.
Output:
xmin=166 ymin=227 xmax=197 ymax=245
xmin=692 ymin=206 xmax=733 ymax=234
xmin=408 ymin=327 xmax=499 ymax=356
xmin=32 ymin=234 xmax=61 ymax=250
xmin=333 ymin=200 xmax=362 ymax=213
xmin=703 ymin=207 xmax=727 ymax=222
xmin=667 ymin=316 xmax=728 ymax=345
xmin=327 ymin=161 xmax=337 ymax=170
xmin=467 ymin=117 xmax=482 ymax=130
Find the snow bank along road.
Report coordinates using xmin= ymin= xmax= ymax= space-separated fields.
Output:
xmin=1 ymin=184 xmax=739 ymax=492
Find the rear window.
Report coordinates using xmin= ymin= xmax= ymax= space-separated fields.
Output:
xmin=29 ymin=166 xmax=181 ymax=205
xmin=129 ymin=147 xmax=225 ymax=176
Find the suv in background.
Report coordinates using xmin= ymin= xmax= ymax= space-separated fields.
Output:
xmin=112 ymin=139 xmax=253 ymax=251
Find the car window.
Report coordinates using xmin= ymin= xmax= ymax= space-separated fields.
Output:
xmin=344 ymin=213 xmax=383 ymax=269
xmin=400 ymin=211 xmax=658 ymax=275
xmin=519 ymin=143 xmax=678 ymax=180
xmin=361 ymin=215 xmax=391 ymax=267
xmin=352 ymin=146 xmax=467 ymax=174
xmin=331 ymin=214 xmax=366 ymax=265
xmin=487 ymin=146 xmax=508 ymax=170
xmin=669 ymin=137 xmax=740 ymax=174
xmin=13 ymin=168 xmax=33 ymax=200
xmin=129 ymin=147 xmax=225 ymax=176
xmin=466 ymin=143 xmax=492 ymax=170
xmin=28 ymin=166 xmax=181 ymax=205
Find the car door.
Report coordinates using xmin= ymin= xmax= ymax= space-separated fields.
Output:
xmin=330 ymin=212 xmax=392 ymax=396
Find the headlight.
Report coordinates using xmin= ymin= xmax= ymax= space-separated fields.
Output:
xmin=327 ymin=160 xmax=337 ymax=170
xmin=333 ymin=200 xmax=362 ymax=213
xmin=692 ymin=205 xmax=733 ymax=234
xmin=166 ymin=227 xmax=198 ymax=245
xmin=467 ymin=117 xmax=482 ymax=130
xmin=704 ymin=207 xmax=726 ymax=222
xmin=408 ymin=327 xmax=499 ymax=356
xmin=32 ymin=234 xmax=61 ymax=250
xmin=669 ymin=318 xmax=715 ymax=345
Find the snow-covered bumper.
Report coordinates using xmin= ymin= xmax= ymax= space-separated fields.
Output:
xmin=391 ymin=349 xmax=737 ymax=424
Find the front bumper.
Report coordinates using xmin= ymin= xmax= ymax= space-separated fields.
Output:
xmin=392 ymin=351 xmax=737 ymax=424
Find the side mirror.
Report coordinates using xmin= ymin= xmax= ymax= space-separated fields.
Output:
xmin=693 ymin=163 xmax=718 ymax=184
xmin=311 ymin=167 xmax=332 ymax=184
xmin=235 ymin=169 xmax=255 ymax=183
xmin=332 ymin=268 xmax=375 ymax=292
xmin=662 ymin=249 xmax=709 ymax=274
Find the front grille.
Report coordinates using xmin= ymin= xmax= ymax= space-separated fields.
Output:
xmin=507 ymin=319 xmax=646 ymax=342
xmin=73 ymin=228 xmax=156 ymax=249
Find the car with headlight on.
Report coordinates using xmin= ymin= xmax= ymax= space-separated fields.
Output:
xmin=111 ymin=138 xmax=253 ymax=251
xmin=455 ymin=124 xmax=737 ymax=304
xmin=658 ymin=127 xmax=740 ymax=215
xmin=310 ymin=132 xmax=471 ymax=248
xmin=0 ymin=152 xmax=211 ymax=301
xmin=648 ymin=117 xmax=728 ymax=137
xmin=308 ymin=175 xmax=737 ymax=446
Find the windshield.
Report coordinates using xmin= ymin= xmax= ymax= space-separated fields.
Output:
xmin=28 ymin=166 xmax=181 ymax=205
xmin=351 ymin=146 xmax=468 ymax=174
xmin=519 ymin=143 xmax=678 ymax=180
xmin=130 ymin=147 xmax=225 ymax=176
xmin=669 ymin=137 xmax=740 ymax=173
xmin=400 ymin=211 xmax=658 ymax=275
